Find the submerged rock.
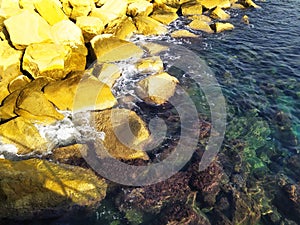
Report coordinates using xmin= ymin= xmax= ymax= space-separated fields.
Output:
xmin=135 ymin=56 xmax=164 ymax=74
xmin=0 ymin=158 xmax=107 ymax=220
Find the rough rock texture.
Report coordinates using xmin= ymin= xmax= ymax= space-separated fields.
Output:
xmin=8 ymin=75 xmax=31 ymax=93
xmin=135 ymin=56 xmax=164 ymax=74
xmin=181 ymin=2 xmax=203 ymax=16
xmin=91 ymin=108 xmax=150 ymax=160
xmin=44 ymin=73 xmax=117 ymax=111
xmin=214 ymin=22 xmax=234 ymax=33
xmin=76 ymin=16 xmax=104 ymax=42
xmin=171 ymin=29 xmax=198 ymax=38
xmin=134 ymin=15 xmax=168 ymax=35
xmin=91 ymin=35 xmax=144 ymax=62
xmin=199 ymin=0 xmax=231 ymax=9
xmin=104 ymin=16 xmax=137 ymax=40
xmin=188 ymin=19 xmax=213 ymax=33
xmin=61 ymin=0 xmax=94 ymax=20
xmin=0 ymin=158 xmax=107 ymax=220
xmin=150 ymin=11 xmax=179 ymax=25
xmin=127 ymin=0 xmax=153 ymax=16
xmin=4 ymin=11 xmax=52 ymax=49
xmin=137 ymin=72 xmax=179 ymax=105
xmin=211 ymin=6 xmax=230 ymax=20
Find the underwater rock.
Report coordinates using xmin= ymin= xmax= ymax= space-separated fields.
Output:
xmin=0 ymin=158 xmax=107 ymax=220
xmin=136 ymin=72 xmax=179 ymax=105
xmin=0 ymin=117 xmax=48 ymax=154
xmin=34 ymin=0 xmax=68 ymax=25
xmin=134 ymin=15 xmax=168 ymax=35
xmin=76 ymin=16 xmax=104 ymax=42
xmin=127 ymin=0 xmax=153 ymax=16
xmin=135 ymin=56 xmax=164 ymax=74
xmin=91 ymin=35 xmax=144 ymax=62
xmin=4 ymin=10 xmax=52 ymax=50
xmin=91 ymin=108 xmax=150 ymax=160
xmin=210 ymin=6 xmax=230 ymax=20
xmin=44 ymin=73 xmax=117 ymax=111
xmin=22 ymin=43 xmax=72 ymax=80
xmin=61 ymin=0 xmax=94 ymax=20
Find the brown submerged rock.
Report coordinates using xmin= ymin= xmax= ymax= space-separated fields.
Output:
xmin=0 ymin=158 xmax=107 ymax=220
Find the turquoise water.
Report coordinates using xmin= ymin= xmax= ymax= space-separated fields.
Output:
xmin=15 ymin=0 xmax=300 ymax=224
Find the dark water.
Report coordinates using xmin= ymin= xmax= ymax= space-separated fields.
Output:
xmin=20 ymin=0 xmax=300 ymax=224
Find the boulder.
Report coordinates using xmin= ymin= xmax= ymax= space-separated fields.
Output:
xmin=44 ymin=73 xmax=117 ymax=111
xmin=231 ymin=3 xmax=245 ymax=9
xmin=0 ymin=89 xmax=20 ymax=121
xmin=188 ymin=19 xmax=213 ymax=33
xmin=135 ymin=56 xmax=164 ymax=74
xmin=134 ymin=15 xmax=168 ymax=35
xmin=127 ymin=0 xmax=153 ymax=16
xmin=50 ymin=144 xmax=88 ymax=165
xmin=211 ymin=6 xmax=230 ymax=20
xmin=91 ymin=63 xmax=121 ymax=88
xmin=181 ymin=2 xmax=203 ymax=16
xmin=198 ymin=0 xmax=231 ymax=9
xmin=61 ymin=0 xmax=94 ymax=20
xmin=150 ymin=10 xmax=178 ymax=25
xmin=0 ymin=83 xmax=9 ymax=105
xmin=136 ymin=72 xmax=179 ymax=105
xmin=91 ymin=35 xmax=144 ymax=62
xmin=90 ymin=0 xmax=128 ymax=25
xmin=4 ymin=10 xmax=52 ymax=49
xmin=214 ymin=22 xmax=234 ymax=33
xmin=0 ymin=158 xmax=107 ymax=220
xmin=171 ymin=29 xmax=198 ymax=38
xmin=104 ymin=16 xmax=137 ymax=40
xmin=0 ymin=117 xmax=48 ymax=154
xmin=34 ymin=0 xmax=68 ymax=25
xmin=188 ymin=14 xmax=212 ymax=22
xmin=19 ymin=0 xmax=37 ymax=10
xmin=22 ymin=43 xmax=72 ymax=80
xmin=140 ymin=42 xmax=169 ymax=55
xmin=0 ymin=0 xmax=20 ymax=9
xmin=242 ymin=0 xmax=261 ymax=8
xmin=8 ymin=75 xmax=31 ymax=93
xmin=91 ymin=108 xmax=150 ymax=160
xmin=76 ymin=16 xmax=104 ymax=42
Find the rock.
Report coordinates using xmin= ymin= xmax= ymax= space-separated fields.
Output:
xmin=0 ymin=158 xmax=107 ymax=220
xmin=104 ymin=16 xmax=137 ymax=40
xmin=34 ymin=0 xmax=68 ymax=25
xmin=50 ymin=144 xmax=88 ymax=165
xmin=181 ymin=1 xmax=203 ymax=16
xmin=198 ymin=0 xmax=231 ymax=9
xmin=44 ymin=73 xmax=117 ymax=111
xmin=136 ymin=72 xmax=179 ymax=105
xmin=127 ymin=0 xmax=153 ymax=16
xmin=242 ymin=0 xmax=261 ymax=8
xmin=22 ymin=43 xmax=72 ymax=80
xmin=8 ymin=75 xmax=31 ymax=93
xmin=0 ymin=117 xmax=48 ymax=154
xmin=188 ymin=14 xmax=212 ymax=22
xmin=61 ymin=0 xmax=94 ymax=20
xmin=76 ymin=16 xmax=104 ymax=42
xmin=214 ymin=22 xmax=234 ymax=33
xmin=152 ymin=1 xmax=179 ymax=13
xmin=150 ymin=10 xmax=178 ymax=25
xmin=211 ymin=6 xmax=230 ymax=20
xmin=242 ymin=15 xmax=249 ymax=24
xmin=91 ymin=63 xmax=121 ymax=88
xmin=19 ymin=0 xmax=37 ymax=10
xmin=4 ymin=10 xmax=52 ymax=49
xmin=141 ymin=42 xmax=169 ymax=55
xmin=231 ymin=3 xmax=245 ymax=9
xmin=188 ymin=19 xmax=214 ymax=33
xmin=0 ymin=89 xmax=20 ymax=121
xmin=0 ymin=83 xmax=9 ymax=105
xmin=135 ymin=56 xmax=164 ymax=74
xmin=134 ymin=15 xmax=168 ymax=35
xmin=90 ymin=0 xmax=127 ymax=25
xmin=91 ymin=108 xmax=150 ymax=160
xmin=153 ymin=0 xmax=182 ymax=10
xmin=171 ymin=29 xmax=198 ymax=38
xmin=15 ymin=88 xmax=64 ymax=125
xmin=0 ymin=0 xmax=20 ymax=9
xmin=91 ymin=34 xmax=144 ymax=62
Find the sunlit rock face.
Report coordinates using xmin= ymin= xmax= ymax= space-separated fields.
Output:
xmin=0 ymin=158 xmax=107 ymax=220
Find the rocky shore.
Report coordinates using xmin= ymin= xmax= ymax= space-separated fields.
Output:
xmin=3 ymin=0 xmax=297 ymax=224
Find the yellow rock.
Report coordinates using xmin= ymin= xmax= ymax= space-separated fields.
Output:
xmin=90 ymin=0 xmax=128 ymax=25
xmin=22 ymin=43 xmax=72 ymax=80
xmin=150 ymin=10 xmax=179 ymax=25
xmin=243 ymin=0 xmax=261 ymax=8
xmin=141 ymin=42 xmax=169 ymax=55
xmin=0 ymin=117 xmax=48 ymax=154
xmin=134 ymin=15 xmax=168 ymax=35
xmin=44 ymin=73 xmax=117 ymax=111
xmin=137 ymin=72 xmax=179 ymax=105
xmin=91 ymin=34 xmax=144 ymax=62
xmin=15 ymin=88 xmax=64 ymax=124
xmin=0 ymin=89 xmax=20 ymax=121
xmin=231 ymin=3 xmax=245 ymax=9
xmin=4 ymin=11 xmax=53 ymax=50
xmin=104 ymin=16 xmax=137 ymax=40
xmin=135 ymin=56 xmax=164 ymax=74
xmin=242 ymin=15 xmax=250 ymax=24
xmin=34 ymin=0 xmax=68 ymax=25
xmin=198 ymin=0 xmax=231 ymax=9
xmin=152 ymin=2 xmax=179 ymax=13
xmin=211 ymin=6 xmax=230 ymax=20
xmin=181 ymin=2 xmax=203 ymax=16
xmin=91 ymin=108 xmax=150 ymax=160
xmin=51 ymin=144 xmax=88 ymax=164
xmin=0 ymin=0 xmax=20 ymax=9
xmin=188 ymin=19 xmax=213 ymax=33
xmin=127 ymin=0 xmax=153 ymax=16
xmin=23 ymin=76 xmax=53 ymax=91
xmin=0 ymin=83 xmax=10 ymax=106
xmin=0 ymin=158 xmax=107 ymax=219
xmin=188 ymin=14 xmax=212 ymax=23
xmin=214 ymin=22 xmax=234 ymax=32
xmin=61 ymin=0 xmax=94 ymax=20
xmin=93 ymin=63 xmax=121 ymax=88
xmin=171 ymin=29 xmax=198 ymax=38
xmin=154 ymin=0 xmax=182 ymax=9
xmin=76 ymin=16 xmax=104 ymax=42
xmin=19 ymin=0 xmax=36 ymax=10
xmin=8 ymin=75 xmax=31 ymax=93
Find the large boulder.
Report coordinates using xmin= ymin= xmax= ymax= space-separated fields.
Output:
xmin=198 ymin=0 xmax=231 ymax=9
xmin=136 ymin=72 xmax=179 ymax=105
xmin=210 ymin=6 xmax=230 ymax=20
xmin=150 ymin=10 xmax=178 ymax=25
xmin=8 ymin=75 xmax=31 ymax=93
xmin=104 ymin=16 xmax=137 ymax=40
xmin=0 ymin=158 xmax=107 ymax=220
xmin=127 ymin=0 xmax=153 ymax=16
xmin=61 ymin=0 xmax=94 ymax=20
xmin=76 ymin=16 xmax=104 ymax=42
xmin=188 ymin=18 xmax=213 ymax=33
xmin=134 ymin=15 xmax=168 ymax=35
xmin=91 ymin=108 xmax=150 ymax=160
xmin=181 ymin=1 xmax=203 ymax=16
xmin=134 ymin=56 xmax=164 ymax=74
xmin=214 ymin=22 xmax=234 ymax=33
xmin=91 ymin=34 xmax=144 ymax=62
xmin=44 ymin=73 xmax=117 ymax=111
xmin=4 ymin=10 xmax=52 ymax=49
